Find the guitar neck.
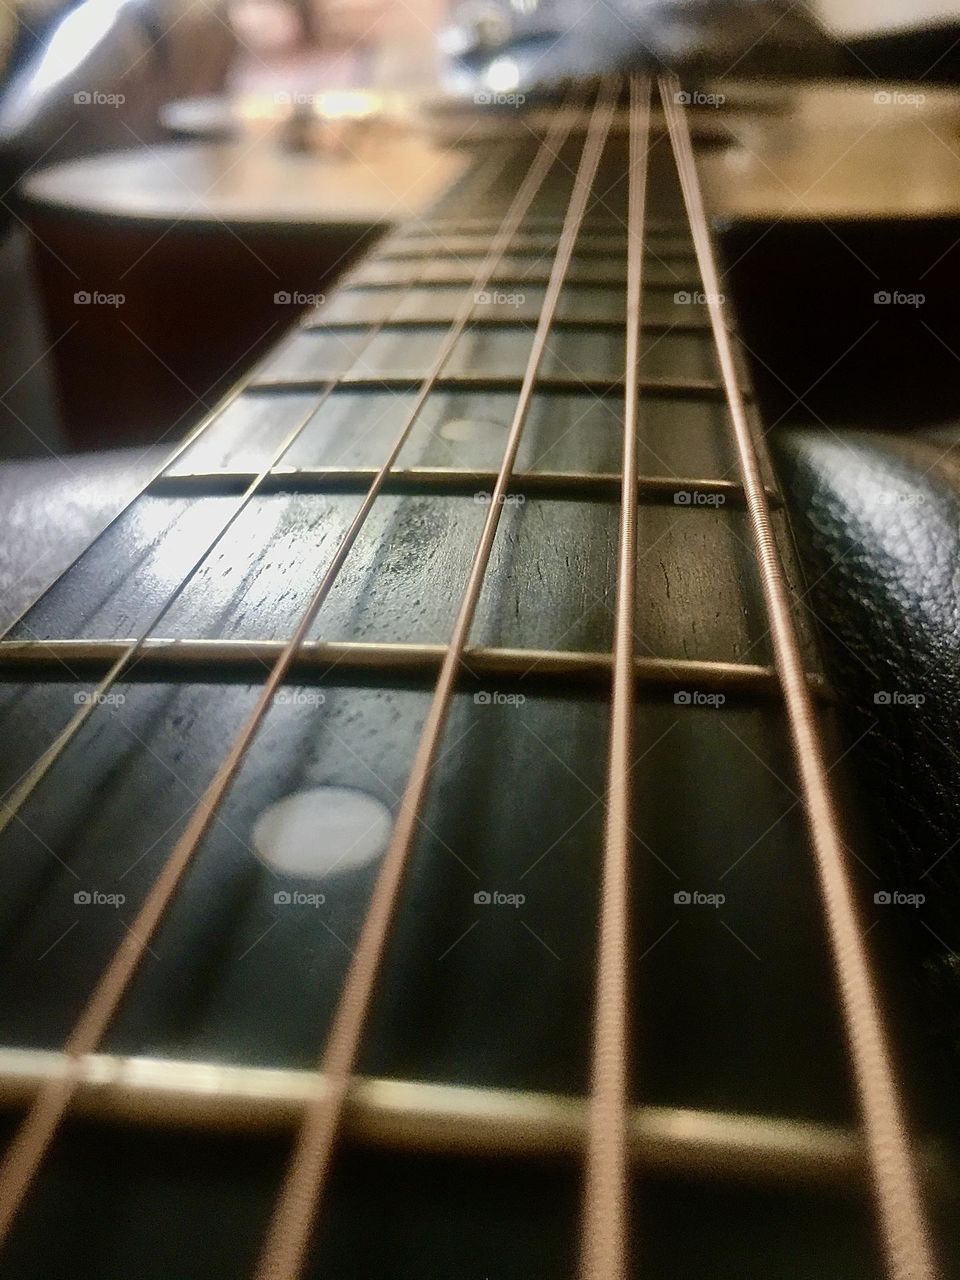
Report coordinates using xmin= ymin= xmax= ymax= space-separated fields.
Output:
xmin=0 ymin=80 xmax=941 ymax=1280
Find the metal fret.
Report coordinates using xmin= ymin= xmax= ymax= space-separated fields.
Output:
xmin=249 ymin=374 xmax=735 ymax=399
xmin=0 ymin=102 xmax=584 ymax=1253
xmin=378 ymin=243 xmax=694 ymax=263
xmin=0 ymin=1048 xmax=904 ymax=1195
xmin=253 ymin=81 xmax=621 ymax=1280
xmin=0 ymin=639 xmax=829 ymax=700
xmin=661 ymin=74 xmax=938 ymax=1280
xmin=304 ymin=314 xmax=712 ymax=333
xmin=148 ymin=468 xmax=778 ymax=504
xmin=421 ymin=216 xmax=687 ymax=233
xmin=341 ymin=273 xmax=700 ymax=290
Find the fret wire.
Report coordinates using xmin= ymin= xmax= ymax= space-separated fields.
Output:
xmin=378 ymin=242 xmax=695 ymax=262
xmin=148 ymin=468 xmax=778 ymax=505
xmin=0 ymin=1048 xmax=893 ymax=1194
xmin=343 ymin=274 xmax=698 ymax=290
xmin=581 ymin=75 xmax=650 ymax=1280
xmin=251 ymin=374 xmax=735 ymax=399
xmin=251 ymin=79 xmax=621 ymax=1280
xmin=0 ymin=639 xmax=827 ymax=700
xmin=304 ymin=316 xmax=711 ymax=333
xmin=0 ymin=103 xmax=581 ymax=1253
xmin=659 ymin=74 xmax=939 ymax=1280
xmin=421 ymin=215 xmax=685 ymax=232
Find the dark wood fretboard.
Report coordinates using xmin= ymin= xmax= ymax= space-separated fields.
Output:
xmin=0 ymin=82 xmax=945 ymax=1280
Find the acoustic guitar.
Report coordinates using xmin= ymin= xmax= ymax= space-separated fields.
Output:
xmin=0 ymin=74 xmax=956 ymax=1279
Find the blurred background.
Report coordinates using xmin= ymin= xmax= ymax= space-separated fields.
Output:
xmin=0 ymin=0 xmax=955 ymax=480
xmin=0 ymin=0 xmax=448 ymax=463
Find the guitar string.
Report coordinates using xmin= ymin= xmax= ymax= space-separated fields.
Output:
xmin=659 ymin=73 xmax=938 ymax=1280
xmin=0 ymin=155 xmax=519 ymax=840
xmin=251 ymin=77 xmax=620 ymax=1280
xmin=579 ymin=73 xmax=650 ymax=1280
xmin=0 ymin=102 xmax=580 ymax=1251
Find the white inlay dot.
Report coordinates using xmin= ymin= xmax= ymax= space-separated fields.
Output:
xmin=252 ymin=787 xmax=392 ymax=879
xmin=439 ymin=417 xmax=506 ymax=443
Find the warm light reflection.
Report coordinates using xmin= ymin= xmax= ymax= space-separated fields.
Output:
xmin=314 ymin=90 xmax=383 ymax=120
xmin=485 ymin=57 xmax=521 ymax=93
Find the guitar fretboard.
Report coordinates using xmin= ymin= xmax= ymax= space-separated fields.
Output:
xmin=0 ymin=80 xmax=940 ymax=1279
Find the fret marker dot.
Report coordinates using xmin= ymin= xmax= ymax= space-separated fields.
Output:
xmin=252 ymin=787 xmax=391 ymax=879
xmin=439 ymin=417 xmax=505 ymax=442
